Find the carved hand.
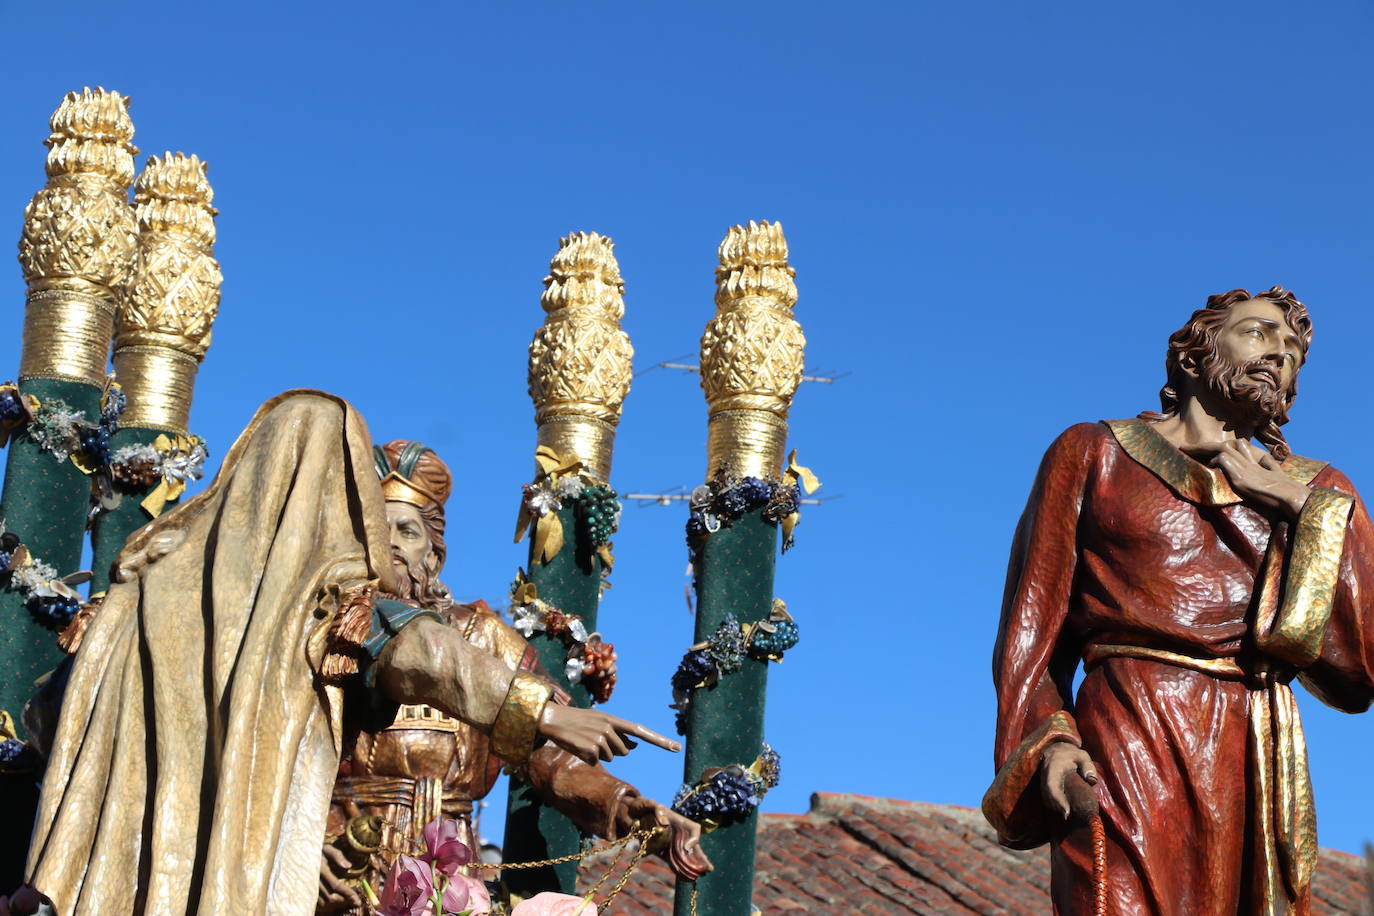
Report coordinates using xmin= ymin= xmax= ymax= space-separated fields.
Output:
xmin=538 ymin=704 xmax=681 ymax=764
xmin=622 ymin=796 xmax=714 ymax=881
xmin=1210 ymin=440 xmax=1310 ymax=521
xmin=316 ymin=844 xmax=363 ymax=913
xmin=1040 ymin=742 xmax=1099 ymax=821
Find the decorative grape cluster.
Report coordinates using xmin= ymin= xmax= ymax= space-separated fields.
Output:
xmin=747 ymin=618 xmax=800 ymax=659
xmin=111 ymin=456 xmax=161 ymax=489
xmin=761 ymin=482 xmax=801 ymax=524
xmin=80 ymin=426 xmax=112 ymax=467
xmin=671 ymin=767 xmax=759 ymax=825
xmin=30 ymin=594 xmax=82 ymax=629
xmin=671 ymin=744 xmax=781 ymax=828
xmin=576 ymin=484 xmax=620 ymax=547
xmin=671 ymin=649 xmax=716 ymax=693
xmin=707 ymin=613 xmax=745 ymax=674
xmin=0 ymin=737 xmax=37 ymax=771
xmin=100 ymin=386 xmax=127 ymax=429
xmin=0 ymin=389 xmax=29 ymax=423
xmin=580 ymin=640 xmax=618 ymax=704
xmin=685 ymin=474 xmax=803 ymax=557
xmin=0 ymin=530 xmax=88 ymax=633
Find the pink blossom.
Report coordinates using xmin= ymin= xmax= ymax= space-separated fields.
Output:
xmin=511 ymin=892 xmax=599 ymax=916
xmin=422 ymin=817 xmax=475 ymax=878
xmin=377 ymin=855 xmax=435 ymax=916
xmin=449 ymin=876 xmax=491 ymax=916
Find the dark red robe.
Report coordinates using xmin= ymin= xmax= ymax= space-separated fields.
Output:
xmin=985 ymin=420 xmax=1374 ymax=916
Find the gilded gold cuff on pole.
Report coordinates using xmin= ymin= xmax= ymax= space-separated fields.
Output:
xmin=706 ymin=408 xmax=789 ymax=480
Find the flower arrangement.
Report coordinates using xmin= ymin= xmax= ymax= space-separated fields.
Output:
xmin=671 ymin=745 xmax=781 ymax=831
xmin=685 ymin=450 xmax=819 ymax=558
xmin=107 ymin=433 xmax=209 ymax=516
xmin=376 ymin=818 xmax=491 ymax=916
xmin=515 ymin=446 xmax=620 ymax=567
xmin=509 ymin=571 xmax=618 ymax=703
xmin=0 ymin=520 xmax=91 ymax=631
xmin=0 ymin=381 xmax=126 ymax=473
xmin=372 ymin=818 xmax=607 ymax=916
xmin=669 ymin=600 xmax=799 ymax=733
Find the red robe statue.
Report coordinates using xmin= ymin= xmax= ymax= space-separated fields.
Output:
xmin=984 ymin=419 xmax=1374 ymax=916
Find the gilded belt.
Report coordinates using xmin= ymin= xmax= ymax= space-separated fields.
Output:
xmin=1085 ymin=644 xmax=1316 ymax=914
xmin=333 ymin=775 xmax=475 ymax=828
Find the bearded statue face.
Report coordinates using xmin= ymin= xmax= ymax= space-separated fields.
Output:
xmin=385 ymin=500 xmax=445 ymax=606
xmin=1198 ymin=298 xmax=1305 ymax=429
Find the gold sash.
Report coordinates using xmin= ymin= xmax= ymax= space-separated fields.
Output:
xmin=1085 ymin=645 xmax=1315 ymax=915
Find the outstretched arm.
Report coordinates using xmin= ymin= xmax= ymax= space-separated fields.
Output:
xmin=376 ymin=615 xmax=678 ymax=765
xmin=520 ymin=744 xmax=712 ymax=881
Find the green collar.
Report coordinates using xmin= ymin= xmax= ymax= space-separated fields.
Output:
xmin=1103 ymin=418 xmax=1326 ymax=507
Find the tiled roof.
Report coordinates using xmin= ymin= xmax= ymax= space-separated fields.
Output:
xmin=577 ymin=793 xmax=1372 ymax=915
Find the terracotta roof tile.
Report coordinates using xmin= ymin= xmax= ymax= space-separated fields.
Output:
xmin=576 ymin=794 xmax=1371 ymax=915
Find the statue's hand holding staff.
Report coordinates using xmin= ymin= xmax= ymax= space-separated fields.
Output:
xmin=1040 ymin=742 xmax=1100 ymax=823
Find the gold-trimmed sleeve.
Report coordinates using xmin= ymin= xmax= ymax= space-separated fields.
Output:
xmin=981 ymin=710 xmax=1080 ymax=850
xmin=491 ymin=671 xmax=553 ymax=765
xmin=1264 ymin=487 xmax=1356 ymax=668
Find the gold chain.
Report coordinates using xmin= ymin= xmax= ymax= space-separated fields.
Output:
xmin=587 ymin=831 xmax=652 ymax=912
xmin=354 ymin=814 xmax=665 ymax=911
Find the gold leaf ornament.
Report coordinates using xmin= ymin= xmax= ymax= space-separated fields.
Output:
xmin=513 ymin=446 xmax=585 ymax=565
xmin=779 ymin=450 xmax=819 ymax=550
xmin=139 ymin=433 xmax=201 ymax=517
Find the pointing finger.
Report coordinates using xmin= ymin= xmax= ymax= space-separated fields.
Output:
xmin=614 ymin=718 xmax=680 ymax=752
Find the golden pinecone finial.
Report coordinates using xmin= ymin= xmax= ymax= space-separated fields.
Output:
xmin=116 ymin=152 xmax=222 ymax=360
xmin=539 ymin=230 xmax=626 ymax=320
xmin=701 ymin=220 xmax=805 ymax=417
xmin=699 ymin=220 xmax=806 ymax=480
xmin=527 ymin=232 xmax=634 ymax=480
xmin=42 ymin=86 xmax=139 ymax=186
xmin=111 ymin=153 xmax=222 ymax=434
xmin=16 ymin=88 xmax=140 ymax=386
xmin=18 ymin=87 xmax=140 ymax=294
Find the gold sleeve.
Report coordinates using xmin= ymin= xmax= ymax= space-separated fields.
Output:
xmin=490 ymin=672 xmax=553 ymax=765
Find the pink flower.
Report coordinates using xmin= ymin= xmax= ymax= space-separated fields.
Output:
xmin=422 ymin=817 xmax=475 ymax=878
xmin=511 ymin=892 xmax=599 ymax=916
xmin=377 ymin=855 xmax=435 ymax=916
xmin=439 ymin=873 xmax=471 ymax=915
xmin=449 ymin=876 xmax=491 ymax=916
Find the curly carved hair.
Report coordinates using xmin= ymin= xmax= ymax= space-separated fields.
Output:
xmin=1140 ymin=286 xmax=1313 ymax=460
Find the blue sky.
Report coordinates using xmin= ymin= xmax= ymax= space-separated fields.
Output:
xmin=3 ymin=1 xmax=1373 ymax=856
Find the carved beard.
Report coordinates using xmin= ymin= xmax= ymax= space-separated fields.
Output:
xmin=390 ymin=551 xmax=451 ymax=613
xmin=1203 ymin=353 xmax=1289 ymax=430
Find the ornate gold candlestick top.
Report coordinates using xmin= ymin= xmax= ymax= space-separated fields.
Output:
xmin=113 ymin=152 xmax=222 ymax=433
xmin=17 ymin=87 xmax=140 ymax=385
xmin=527 ymin=232 xmax=633 ymax=481
xmin=701 ymin=220 xmax=805 ymax=479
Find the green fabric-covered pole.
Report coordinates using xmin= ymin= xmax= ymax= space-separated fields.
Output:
xmin=673 ymin=220 xmax=806 ymax=916
xmin=675 ymin=514 xmax=776 ymax=916
xmin=503 ymin=507 xmax=606 ymax=894
xmin=88 ymin=428 xmax=166 ymax=594
xmin=503 ymin=232 xmax=633 ymax=898
xmin=89 ymin=153 xmax=221 ymax=594
xmin=0 ymin=88 xmax=139 ymax=891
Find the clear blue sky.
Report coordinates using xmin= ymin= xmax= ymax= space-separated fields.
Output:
xmin=3 ymin=1 xmax=1372 ymax=856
